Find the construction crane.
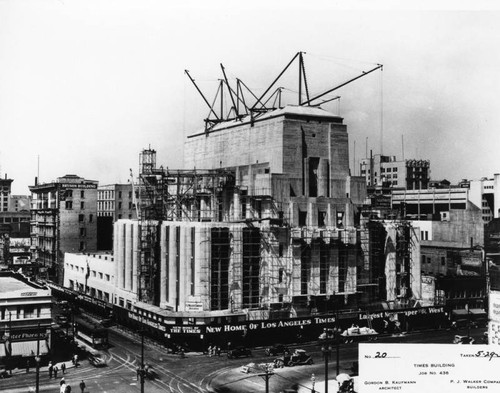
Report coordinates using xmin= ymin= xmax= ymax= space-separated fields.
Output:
xmin=185 ymin=52 xmax=383 ymax=131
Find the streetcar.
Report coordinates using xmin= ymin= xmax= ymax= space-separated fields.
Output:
xmin=74 ymin=317 xmax=109 ymax=349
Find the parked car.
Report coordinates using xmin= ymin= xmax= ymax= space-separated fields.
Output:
xmin=341 ymin=326 xmax=378 ymax=343
xmin=56 ymin=315 xmax=69 ymax=326
xmin=275 ymin=349 xmax=313 ymax=367
xmin=88 ymin=354 xmax=107 ymax=367
xmin=144 ymin=365 xmax=158 ymax=380
xmin=453 ymin=335 xmax=475 ymax=344
xmin=265 ymin=344 xmax=289 ymax=356
xmin=227 ymin=346 xmax=252 ymax=359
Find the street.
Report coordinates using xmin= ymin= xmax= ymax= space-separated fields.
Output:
xmin=0 ymin=325 xmax=487 ymax=393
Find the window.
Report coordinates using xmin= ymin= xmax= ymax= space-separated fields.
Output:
xmin=99 ymin=272 xmax=103 ymax=279
xmin=65 ymin=201 xmax=73 ymax=210
xmin=80 ymin=201 xmax=85 ymax=209
xmin=278 ymin=268 xmax=284 ymax=283
xmin=129 ymin=202 xmax=132 ymax=209
xmin=105 ymin=274 xmax=110 ymax=281
xmin=89 ymin=214 xmax=93 ymax=223
xmin=129 ymin=191 xmax=132 ymax=198
xmin=92 ymin=270 xmax=96 ymax=277
xmin=318 ymin=211 xmax=326 ymax=227
xmin=118 ymin=191 xmax=122 ymax=199
xmin=81 ymin=190 xmax=85 ymax=198
xmin=118 ymin=214 xmax=122 ymax=219
xmin=118 ymin=202 xmax=122 ymax=209
xmin=79 ymin=241 xmax=85 ymax=251
xmin=66 ymin=190 xmax=73 ymax=197
xmin=80 ymin=228 xmax=86 ymax=237
xmin=298 ymin=211 xmax=307 ymax=226
xmin=24 ymin=305 xmax=35 ymax=319
xmin=78 ymin=214 xmax=84 ymax=222
xmin=441 ymin=257 xmax=446 ymax=266
xmin=393 ymin=167 xmax=398 ymax=172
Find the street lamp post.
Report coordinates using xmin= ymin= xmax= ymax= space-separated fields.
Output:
xmin=311 ymin=373 xmax=316 ymax=393
xmin=322 ymin=345 xmax=333 ymax=393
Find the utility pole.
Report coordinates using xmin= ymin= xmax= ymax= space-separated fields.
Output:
xmin=257 ymin=365 xmax=274 ymax=393
xmin=140 ymin=329 xmax=145 ymax=393
xmin=35 ymin=321 xmax=40 ymax=393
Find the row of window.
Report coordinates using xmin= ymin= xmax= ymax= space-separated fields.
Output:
xmin=65 ymin=190 xmax=86 ymax=198
xmin=97 ymin=190 xmax=136 ymax=200
xmin=421 ymin=256 xmax=446 ymax=266
xmin=78 ymin=214 xmax=94 ymax=222
xmin=66 ymin=201 xmax=87 ymax=210
xmin=0 ymin=305 xmax=44 ymax=320
xmin=443 ymin=290 xmax=483 ymax=299
xmin=66 ymin=264 xmax=112 ymax=282
xmin=97 ymin=201 xmax=135 ymax=211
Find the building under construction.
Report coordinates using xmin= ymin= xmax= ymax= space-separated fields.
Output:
xmin=110 ymin=54 xmax=430 ymax=347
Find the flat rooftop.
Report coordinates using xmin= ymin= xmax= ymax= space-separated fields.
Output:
xmin=0 ymin=276 xmax=34 ymax=294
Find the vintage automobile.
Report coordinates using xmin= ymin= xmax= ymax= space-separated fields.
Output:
xmin=265 ymin=344 xmax=289 ymax=356
xmin=274 ymin=349 xmax=313 ymax=367
xmin=453 ymin=335 xmax=475 ymax=344
xmin=227 ymin=346 xmax=252 ymax=359
xmin=341 ymin=326 xmax=378 ymax=343
xmin=87 ymin=353 xmax=107 ymax=367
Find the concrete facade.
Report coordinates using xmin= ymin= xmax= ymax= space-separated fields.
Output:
xmin=184 ymin=105 xmax=366 ymax=229
xmin=64 ymin=252 xmax=116 ymax=305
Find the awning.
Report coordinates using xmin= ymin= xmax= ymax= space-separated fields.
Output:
xmin=469 ymin=308 xmax=487 ymax=316
xmin=10 ymin=340 xmax=49 ymax=357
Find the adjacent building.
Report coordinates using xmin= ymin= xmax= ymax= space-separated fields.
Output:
xmin=469 ymin=174 xmax=500 ymax=222
xmin=29 ymin=175 xmax=98 ymax=283
xmin=0 ymin=271 xmax=51 ymax=369
xmin=97 ymin=184 xmax=137 ymax=251
xmin=360 ymin=154 xmax=430 ymax=190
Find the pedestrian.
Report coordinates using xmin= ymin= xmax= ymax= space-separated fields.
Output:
xmin=54 ymin=365 xmax=59 ymax=379
xmin=73 ymin=354 xmax=79 ymax=367
xmin=60 ymin=380 xmax=67 ymax=393
xmin=48 ymin=363 xmax=53 ymax=379
xmin=216 ymin=346 xmax=221 ymax=357
xmin=26 ymin=360 xmax=30 ymax=373
xmin=207 ymin=345 xmax=212 ymax=357
xmin=65 ymin=385 xmax=72 ymax=393
xmin=61 ymin=362 xmax=66 ymax=374
xmin=79 ymin=380 xmax=86 ymax=393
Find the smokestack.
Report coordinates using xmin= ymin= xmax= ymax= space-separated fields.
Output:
xmin=35 ymin=177 xmax=38 ymax=186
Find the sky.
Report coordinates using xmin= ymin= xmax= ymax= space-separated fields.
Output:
xmin=1 ymin=0 xmax=500 ymax=194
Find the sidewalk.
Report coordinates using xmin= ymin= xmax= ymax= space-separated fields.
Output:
xmin=9 ymin=359 xmax=75 ymax=378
